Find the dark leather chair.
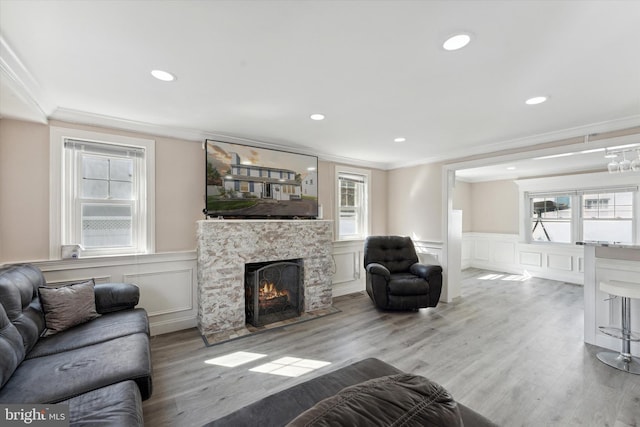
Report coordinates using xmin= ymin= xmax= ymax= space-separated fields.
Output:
xmin=364 ymin=236 xmax=443 ymax=310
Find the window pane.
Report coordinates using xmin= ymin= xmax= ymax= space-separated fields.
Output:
xmin=82 ymin=179 xmax=108 ymax=198
xmin=340 ymin=181 xmax=356 ymax=207
xmin=532 ymin=221 xmax=571 ymax=243
xmin=583 ymin=220 xmax=632 ymax=244
xmin=616 ymin=206 xmax=633 ymax=219
xmin=82 ymin=156 xmax=108 ymax=180
xmin=110 ymin=181 xmax=133 ymax=200
xmin=339 ymin=209 xmax=357 ymax=236
xmin=583 ymin=192 xmax=633 ymax=219
xmin=532 ymin=196 xmax=571 ymax=219
xmin=338 ymin=174 xmax=366 ymax=239
xmin=81 ymin=204 xmax=132 ymax=248
xmin=110 ymin=158 xmax=133 ymax=182
xmin=531 ymin=196 xmax=571 ymax=243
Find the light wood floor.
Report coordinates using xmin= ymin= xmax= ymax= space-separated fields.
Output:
xmin=142 ymin=268 xmax=640 ymax=426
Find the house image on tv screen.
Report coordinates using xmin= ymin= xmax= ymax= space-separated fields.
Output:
xmin=205 ymin=140 xmax=318 ymax=218
xmin=224 ymin=152 xmax=302 ymax=201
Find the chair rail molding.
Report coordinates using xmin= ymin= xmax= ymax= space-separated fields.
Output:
xmin=31 ymin=251 xmax=197 ymax=336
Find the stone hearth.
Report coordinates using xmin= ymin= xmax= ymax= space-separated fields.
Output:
xmin=196 ymin=219 xmax=333 ymax=338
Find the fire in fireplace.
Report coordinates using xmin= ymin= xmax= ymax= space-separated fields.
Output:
xmin=245 ymin=259 xmax=304 ymax=327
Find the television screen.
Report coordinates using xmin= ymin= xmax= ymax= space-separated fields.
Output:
xmin=205 ymin=139 xmax=319 ymax=219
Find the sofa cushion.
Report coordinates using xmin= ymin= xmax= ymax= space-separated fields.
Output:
xmin=0 ymin=302 xmax=25 ymax=387
xmin=94 ymin=283 xmax=140 ymax=314
xmin=27 ymin=308 xmax=149 ymax=359
xmin=287 ymin=374 xmax=463 ymax=427
xmin=39 ymin=280 xmax=100 ymax=336
xmin=0 ymin=332 xmax=152 ymax=403
xmin=0 ymin=264 xmax=46 ymax=354
xmin=60 ymin=380 xmax=143 ymax=427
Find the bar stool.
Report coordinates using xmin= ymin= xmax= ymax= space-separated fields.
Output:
xmin=597 ymin=280 xmax=640 ymax=374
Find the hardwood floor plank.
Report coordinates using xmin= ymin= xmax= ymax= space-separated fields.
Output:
xmin=143 ymin=268 xmax=640 ymax=426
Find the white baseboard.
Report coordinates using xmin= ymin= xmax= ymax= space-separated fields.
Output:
xmin=150 ymin=316 xmax=198 ymax=336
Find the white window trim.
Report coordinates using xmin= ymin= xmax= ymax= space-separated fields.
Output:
xmin=335 ymin=165 xmax=371 ymax=241
xmin=515 ymin=171 xmax=639 ymax=245
xmin=50 ymin=126 xmax=156 ymax=259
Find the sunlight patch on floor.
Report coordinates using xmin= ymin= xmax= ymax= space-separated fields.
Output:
xmin=502 ymin=274 xmax=530 ymax=281
xmin=204 ymin=351 xmax=267 ymax=367
xmin=478 ymin=274 xmax=504 ymax=280
xmin=478 ymin=273 xmax=531 ymax=282
xmin=250 ymin=357 xmax=331 ymax=377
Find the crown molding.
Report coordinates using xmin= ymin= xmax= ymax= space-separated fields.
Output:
xmin=385 ymin=114 xmax=640 ymax=170
xmin=0 ymin=35 xmax=54 ymax=123
xmin=23 ymin=104 xmax=640 ymax=174
xmin=49 ymin=107 xmax=388 ymax=170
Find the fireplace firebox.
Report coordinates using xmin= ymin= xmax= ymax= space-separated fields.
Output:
xmin=245 ymin=259 xmax=304 ymax=327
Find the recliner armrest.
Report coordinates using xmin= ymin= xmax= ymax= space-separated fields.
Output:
xmin=366 ymin=263 xmax=391 ymax=280
xmin=94 ymin=283 xmax=140 ymax=314
xmin=410 ymin=263 xmax=443 ymax=281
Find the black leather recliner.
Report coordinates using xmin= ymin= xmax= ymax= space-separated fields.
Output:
xmin=364 ymin=236 xmax=443 ymax=310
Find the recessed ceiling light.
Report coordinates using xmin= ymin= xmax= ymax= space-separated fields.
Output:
xmin=443 ymin=34 xmax=471 ymax=51
xmin=525 ymin=96 xmax=547 ymax=105
xmin=151 ymin=69 xmax=176 ymax=82
xmin=394 ymin=137 xmax=406 ymax=143
xmin=506 ymin=166 xmax=516 ymax=170
xmin=310 ymin=113 xmax=325 ymax=121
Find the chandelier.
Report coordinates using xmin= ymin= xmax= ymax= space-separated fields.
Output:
xmin=607 ymin=148 xmax=640 ymax=173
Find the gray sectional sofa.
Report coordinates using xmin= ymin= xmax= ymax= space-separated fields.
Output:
xmin=0 ymin=263 xmax=152 ymax=426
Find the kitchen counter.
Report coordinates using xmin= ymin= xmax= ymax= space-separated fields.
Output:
xmin=577 ymin=241 xmax=640 ymax=250
xmin=581 ymin=243 xmax=640 ymax=353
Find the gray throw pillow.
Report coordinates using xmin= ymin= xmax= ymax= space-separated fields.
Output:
xmin=39 ymin=279 xmax=100 ymax=336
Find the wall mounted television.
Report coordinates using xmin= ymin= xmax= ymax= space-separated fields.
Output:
xmin=204 ymin=139 xmax=319 ymax=219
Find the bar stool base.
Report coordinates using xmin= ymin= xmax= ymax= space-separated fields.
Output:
xmin=597 ymin=351 xmax=640 ymax=375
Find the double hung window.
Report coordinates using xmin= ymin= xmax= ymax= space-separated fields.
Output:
xmin=65 ymin=140 xmax=143 ymax=252
xmin=581 ymin=191 xmax=633 ymax=243
xmin=51 ymin=127 xmax=155 ymax=258
xmin=337 ymin=170 xmax=369 ymax=240
xmin=526 ymin=187 xmax=637 ymax=244
xmin=530 ymin=195 xmax=572 ymax=243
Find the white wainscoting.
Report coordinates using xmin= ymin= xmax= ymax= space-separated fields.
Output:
xmin=33 ymin=251 xmax=197 ymax=336
xmin=331 ymin=240 xmax=366 ymax=297
xmin=462 ymin=232 xmax=584 ymax=284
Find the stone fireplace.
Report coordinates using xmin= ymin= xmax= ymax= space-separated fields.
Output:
xmin=196 ymin=219 xmax=333 ymax=337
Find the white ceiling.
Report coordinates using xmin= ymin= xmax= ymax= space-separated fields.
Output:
xmin=1 ymin=0 xmax=639 ymax=173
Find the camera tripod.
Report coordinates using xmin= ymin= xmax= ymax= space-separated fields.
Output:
xmin=531 ymin=214 xmax=551 ymax=241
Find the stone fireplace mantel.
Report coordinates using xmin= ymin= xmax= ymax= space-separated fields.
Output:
xmin=196 ymin=219 xmax=333 ymax=337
